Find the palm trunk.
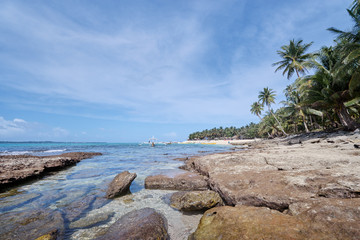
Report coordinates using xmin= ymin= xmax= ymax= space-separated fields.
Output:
xmin=269 ymin=108 xmax=287 ymax=136
xmin=302 ymin=115 xmax=309 ymax=133
xmin=336 ymin=103 xmax=359 ymax=131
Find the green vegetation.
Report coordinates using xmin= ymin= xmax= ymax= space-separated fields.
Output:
xmin=189 ymin=2 xmax=360 ymax=140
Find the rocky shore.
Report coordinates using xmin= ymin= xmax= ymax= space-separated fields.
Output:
xmin=140 ymin=130 xmax=360 ymax=239
xmin=182 ymin=130 xmax=360 ymax=239
xmin=1 ymin=131 xmax=359 ymax=239
xmin=0 ymin=152 xmax=102 ymax=189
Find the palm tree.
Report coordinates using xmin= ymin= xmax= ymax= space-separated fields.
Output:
xmin=351 ymin=0 xmax=360 ymax=15
xmin=273 ymin=39 xmax=314 ymax=80
xmin=258 ymin=87 xmax=287 ymax=136
xmin=298 ymin=46 xmax=360 ymax=130
xmin=250 ymin=102 xmax=264 ymax=121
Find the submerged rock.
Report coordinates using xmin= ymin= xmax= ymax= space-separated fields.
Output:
xmin=64 ymin=195 xmax=96 ymax=221
xmin=35 ymin=229 xmax=58 ymax=240
xmin=170 ymin=191 xmax=223 ymax=211
xmin=69 ymin=211 xmax=114 ymax=229
xmin=0 ymin=192 xmax=41 ymax=211
xmin=0 ymin=209 xmax=64 ymax=240
xmin=189 ymin=205 xmax=333 ymax=240
xmin=145 ymin=172 xmax=208 ymax=191
xmin=95 ymin=208 xmax=169 ymax=240
xmin=106 ymin=171 xmax=137 ymax=199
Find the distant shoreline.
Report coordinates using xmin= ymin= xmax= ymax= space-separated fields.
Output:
xmin=180 ymin=139 xmax=257 ymax=145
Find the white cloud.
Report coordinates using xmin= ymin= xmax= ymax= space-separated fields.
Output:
xmin=0 ymin=117 xmax=28 ymax=136
xmin=0 ymin=0 xmax=351 ymax=127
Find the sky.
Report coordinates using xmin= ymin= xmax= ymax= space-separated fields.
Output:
xmin=0 ymin=0 xmax=353 ymax=142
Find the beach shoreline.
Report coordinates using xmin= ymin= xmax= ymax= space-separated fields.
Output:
xmin=180 ymin=139 xmax=257 ymax=145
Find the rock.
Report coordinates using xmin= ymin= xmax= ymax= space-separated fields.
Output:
xmin=208 ymin=171 xmax=306 ymax=211
xmin=35 ymin=229 xmax=58 ymax=240
xmin=69 ymin=211 xmax=114 ymax=229
xmin=64 ymin=195 xmax=96 ymax=221
xmin=0 ymin=152 xmax=102 ymax=188
xmin=289 ymin=198 xmax=360 ymax=239
xmin=170 ymin=191 xmax=223 ymax=211
xmin=95 ymin=208 xmax=169 ymax=240
xmin=187 ymin=136 xmax=360 ymax=211
xmin=189 ymin=206 xmax=333 ymax=240
xmin=0 ymin=192 xmax=41 ymax=211
xmin=145 ymin=172 xmax=208 ymax=191
xmin=106 ymin=171 xmax=137 ymax=199
xmin=0 ymin=209 xmax=64 ymax=240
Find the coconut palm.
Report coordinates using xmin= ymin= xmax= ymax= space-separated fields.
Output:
xmin=273 ymin=39 xmax=314 ymax=80
xmin=258 ymin=88 xmax=287 ymax=135
xmin=351 ymin=0 xmax=360 ymax=15
xmin=298 ymin=46 xmax=360 ymax=130
xmin=250 ymin=101 xmax=264 ymax=120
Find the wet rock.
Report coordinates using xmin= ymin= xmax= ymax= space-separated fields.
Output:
xmin=69 ymin=211 xmax=114 ymax=229
xmin=289 ymin=198 xmax=360 ymax=239
xmin=0 ymin=192 xmax=41 ymax=211
xmin=106 ymin=171 xmax=137 ymax=199
xmin=64 ymin=195 xmax=96 ymax=221
xmin=0 ymin=209 xmax=64 ymax=240
xmin=170 ymin=191 xmax=223 ymax=211
xmin=35 ymin=229 xmax=58 ymax=240
xmin=0 ymin=152 xmax=102 ymax=188
xmin=189 ymin=206 xmax=332 ymax=240
xmin=145 ymin=172 xmax=208 ymax=191
xmin=95 ymin=208 xmax=169 ymax=240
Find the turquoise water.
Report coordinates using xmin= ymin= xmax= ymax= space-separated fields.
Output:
xmin=0 ymin=142 xmax=230 ymax=239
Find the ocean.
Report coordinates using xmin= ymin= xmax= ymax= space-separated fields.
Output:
xmin=0 ymin=142 xmax=231 ymax=239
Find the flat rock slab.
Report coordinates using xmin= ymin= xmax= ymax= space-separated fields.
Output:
xmin=95 ymin=208 xmax=169 ymax=240
xmin=0 ymin=152 xmax=102 ymax=187
xmin=0 ymin=209 xmax=64 ymax=240
xmin=145 ymin=172 xmax=208 ymax=191
xmin=170 ymin=190 xmax=223 ymax=211
xmin=106 ymin=171 xmax=137 ymax=199
xmin=187 ymin=132 xmax=360 ymax=211
xmin=190 ymin=205 xmax=335 ymax=240
xmin=288 ymin=198 xmax=360 ymax=239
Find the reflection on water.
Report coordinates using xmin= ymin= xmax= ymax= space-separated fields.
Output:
xmin=0 ymin=142 xmax=230 ymax=239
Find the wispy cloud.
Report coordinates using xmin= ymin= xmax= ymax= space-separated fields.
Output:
xmin=0 ymin=0 xmax=351 ymax=130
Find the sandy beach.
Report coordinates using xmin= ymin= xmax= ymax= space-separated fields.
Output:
xmin=181 ymin=139 xmax=257 ymax=145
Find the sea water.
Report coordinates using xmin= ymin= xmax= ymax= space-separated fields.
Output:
xmin=0 ymin=142 xmax=230 ymax=239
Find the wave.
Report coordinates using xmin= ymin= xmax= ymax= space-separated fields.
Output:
xmin=0 ymin=149 xmax=67 ymax=155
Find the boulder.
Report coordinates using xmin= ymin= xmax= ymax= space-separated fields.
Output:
xmin=95 ymin=208 xmax=169 ymax=240
xmin=189 ymin=205 xmax=333 ymax=240
xmin=0 ymin=209 xmax=64 ymax=240
xmin=170 ymin=191 xmax=223 ymax=211
xmin=106 ymin=171 xmax=137 ymax=199
xmin=145 ymin=172 xmax=208 ymax=191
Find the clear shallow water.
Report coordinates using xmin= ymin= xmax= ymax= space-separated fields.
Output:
xmin=0 ymin=142 xmax=230 ymax=239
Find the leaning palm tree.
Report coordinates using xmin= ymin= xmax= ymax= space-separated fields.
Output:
xmin=250 ymin=101 xmax=264 ymax=121
xmin=258 ymin=88 xmax=287 ymax=136
xmin=273 ymin=39 xmax=314 ymax=80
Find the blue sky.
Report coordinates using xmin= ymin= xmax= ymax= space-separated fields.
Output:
xmin=0 ymin=0 xmax=353 ymax=142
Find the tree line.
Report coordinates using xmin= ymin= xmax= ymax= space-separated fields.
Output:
xmin=189 ymin=1 xmax=360 ymax=140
